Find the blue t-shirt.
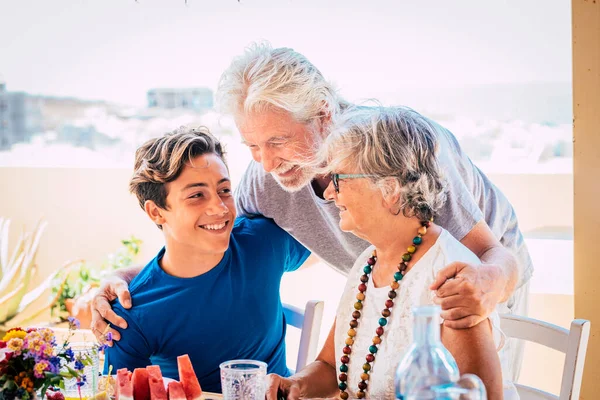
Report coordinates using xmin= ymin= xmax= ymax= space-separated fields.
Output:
xmin=103 ymin=216 xmax=310 ymax=393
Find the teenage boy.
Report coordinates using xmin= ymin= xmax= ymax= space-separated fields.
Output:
xmin=103 ymin=128 xmax=309 ymax=393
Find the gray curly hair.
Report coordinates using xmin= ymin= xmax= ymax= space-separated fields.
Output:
xmin=322 ymin=106 xmax=447 ymax=222
xmin=216 ymin=42 xmax=344 ymax=123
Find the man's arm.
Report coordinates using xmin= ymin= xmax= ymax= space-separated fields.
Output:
xmin=430 ymin=220 xmax=519 ymax=329
xmin=90 ymin=265 xmax=143 ymax=343
xmin=428 ymin=123 xmax=519 ymax=328
xmin=102 ymin=310 xmax=152 ymax=374
xmin=461 ymin=221 xmax=518 ymax=302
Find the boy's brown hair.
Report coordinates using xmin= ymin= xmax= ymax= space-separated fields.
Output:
xmin=129 ymin=127 xmax=226 ymax=215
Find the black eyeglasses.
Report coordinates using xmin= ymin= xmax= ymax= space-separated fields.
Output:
xmin=331 ymin=173 xmax=375 ymax=193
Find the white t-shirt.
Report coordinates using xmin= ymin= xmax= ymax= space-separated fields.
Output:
xmin=334 ymin=229 xmax=518 ymax=399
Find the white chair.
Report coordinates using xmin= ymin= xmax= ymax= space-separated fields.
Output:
xmin=283 ymin=300 xmax=325 ymax=372
xmin=499 ymin=314 xmax=590 ymax=400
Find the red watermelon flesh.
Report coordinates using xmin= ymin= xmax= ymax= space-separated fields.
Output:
xmin=116 ymin=368 xmax=133 ymax=400
xmin=146 ymin=365 xmax=168 ymax=400
xmin=177 ymin=355 xmax=203 ymax=400
xmin=167 ymin=381 xmax=188 ymax=400
xmin=131 ymin=368 xmax=151 ymax=400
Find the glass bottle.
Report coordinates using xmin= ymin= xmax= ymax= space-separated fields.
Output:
xmin=394 ymin=305 xmax=460 ymax=400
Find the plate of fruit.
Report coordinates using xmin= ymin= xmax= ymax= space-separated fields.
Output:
xmin=95 ymin=354 xmax=222 ymax=400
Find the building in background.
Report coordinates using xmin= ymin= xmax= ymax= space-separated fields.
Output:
xmin=147 ymin=87 xmax=214 ymax=112
xmin=0 ymin=79 xmax=44 ymax=150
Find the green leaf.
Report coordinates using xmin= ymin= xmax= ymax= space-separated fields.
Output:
xmin=3 ymin=379 xmax=17 ymax=391
xmin=40 ymin=381 xmax=51 ymax=399
xmin=0 ymin=282 xmax=25 ymax=322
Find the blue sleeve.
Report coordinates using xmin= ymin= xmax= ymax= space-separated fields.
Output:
xmin=281 ymin=230 xmax=311 ymax=273
xmin=102 ymin=305 xmax=152 ymax=374
xmin=240 ymin=216 xmax=311 ymax=273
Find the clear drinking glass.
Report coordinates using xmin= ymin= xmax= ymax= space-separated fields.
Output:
xmin=219 ymin=359 xmax=267 ymax=400
xmin=61 ymin=342 xmax=99 ymax=399
xmin=394 ymin=306 xmax=460 ymax=400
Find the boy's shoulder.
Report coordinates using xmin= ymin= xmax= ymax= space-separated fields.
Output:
xmin=122 ymin=250 xmax=164 ymax=304
xmin=231 ymin=215 xmax=282 ymax=237
xmin=230 ymin=215 xmax=299 ymax=259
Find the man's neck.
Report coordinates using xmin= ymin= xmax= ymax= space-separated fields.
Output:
xmin=159 ymin=241 xmax=225 ymax=278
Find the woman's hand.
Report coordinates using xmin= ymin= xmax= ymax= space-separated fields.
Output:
xmin=264 ymin=374 xmax=302 ymax=400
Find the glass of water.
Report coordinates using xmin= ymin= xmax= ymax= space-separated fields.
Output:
xmin=61 ymin=342 xmax=100 ymax=399
xmin=219 ymin=359 xmax=267 ymax=400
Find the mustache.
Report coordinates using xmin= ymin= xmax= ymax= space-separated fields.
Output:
xmin=272 ymin=162 xmax=296 ymax=174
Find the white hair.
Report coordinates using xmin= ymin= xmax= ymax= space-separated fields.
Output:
xmin=216 ymin=42 xmax=344 ymax=123
xmin=321 ymin=106 xmax=448 ymax=222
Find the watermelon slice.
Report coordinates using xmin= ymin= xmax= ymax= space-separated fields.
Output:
xmin=115 ymin=368 xmax=133 ymax=400
xmin=177 ymin=355 xmax=203 ymax=400
xmin=132 ymin=368 xmax=151 ymax=400
xmin=167 ymin=381 xmax=188 ymax=400
xmin=146 ymin=365 xmax=168 ymax=400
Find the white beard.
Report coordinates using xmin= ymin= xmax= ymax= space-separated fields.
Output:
xmin=271 ymin=162 xmax=317 ymax=193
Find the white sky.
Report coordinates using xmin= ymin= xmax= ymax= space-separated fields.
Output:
xmin=0 ymin=0 xmax=572 ymax=106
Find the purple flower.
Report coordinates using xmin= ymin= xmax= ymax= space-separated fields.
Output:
xmin=68 ymin=316 xmax=81 ymax=329
xmin=74 ymin=359 xmax=85 ymax=370
xmin=65 ymin=348 xmax=75 ymax=361
xmin=48 ymin=356 xmax=61 ymax=374
xmin=76 ymin=375 xmax=87 ymax=387
xmin=105 ymin=332 xmax=113 ymax=342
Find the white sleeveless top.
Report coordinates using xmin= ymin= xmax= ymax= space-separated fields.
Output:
xmin=334 ymin=229 xmax=518 ymax=399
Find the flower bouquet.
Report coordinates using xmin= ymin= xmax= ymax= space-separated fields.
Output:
xmin=0 ymin=318 xmax=104 ymax=400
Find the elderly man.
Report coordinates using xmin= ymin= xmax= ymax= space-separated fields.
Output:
xmin=92 ymin=43 xmax=532 ymax=380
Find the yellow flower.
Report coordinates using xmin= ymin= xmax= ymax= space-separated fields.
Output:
xmin=39 ymin=328 xmax=55 ymax=343
xmin=7 ymin=338 xmax=24 ymax=352
xmin=2 ymin=328 xmax=26 ymax=342
xmin=44 ymin=345 xmax=54 ymax=357
xmin=34 ymin=360 xmax=49 ymax=378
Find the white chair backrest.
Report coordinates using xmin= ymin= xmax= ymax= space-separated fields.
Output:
xmin=500 ymin=314 xmax=590 ymax=400
xmin=283 ymin=300 xmax=324 ymax=372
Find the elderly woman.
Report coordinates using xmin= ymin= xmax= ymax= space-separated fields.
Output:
xmin=266 ymin=107 xmax=517 ymax=400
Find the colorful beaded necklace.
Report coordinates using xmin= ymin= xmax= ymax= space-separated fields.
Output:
xmin=338 ymin=220 xmax=431 ymax=399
